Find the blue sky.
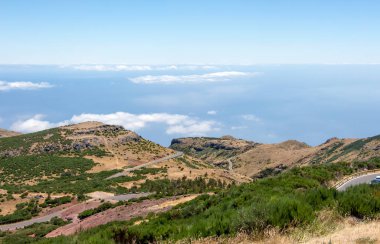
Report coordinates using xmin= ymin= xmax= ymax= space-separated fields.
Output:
xmin=0 ymin=1 xmax=380 ymax=146
xmin=1 ymin=1 xmax=380 ymax=64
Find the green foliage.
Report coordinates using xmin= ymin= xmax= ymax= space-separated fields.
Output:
xmin=0 ymin=217 xmax=69 ymax=244
xmin=41 ymin=196 xmax=72 ymax=208
xmin=176 ymin=157 xmax=201 ymax=169
xmin=0 ymin=199 xmax=40 ymax=225
xmin=0 ymin=128 xmax=67 ymax=155
xmin=129 ymin=177 xmax=226 ymax=196
xmin=45 ymin=159 xmax=380 ymax=243
xmin=328 ymin=135 xmax=380 ymax=161
xmin=337 ymin=184 xmax=380 ymax=218
xmin=74 ymin=147 xmax=110 ymax=157
xmin=0 ymin=155 xmax=95 ymax=184
xmin=78 ymin=201 xmax=124 ymax=220
xmin=131 ymin=167 xmax=167 ymax=176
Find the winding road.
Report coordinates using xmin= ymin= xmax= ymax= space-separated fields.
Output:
xmin=0 ymin=193 xmax=150 ymax=231
xmin=0 ymin=209 xmax=66 ymax=231
xmin=336 ymin=172 xmax=380 ymax=191
xmin=106 ymin=151 xmax=184 ymax=179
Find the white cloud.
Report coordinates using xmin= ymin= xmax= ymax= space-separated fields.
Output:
xmin=10 ymin=115 xmax=66 ymax=133
xmin=242 ymin=114 xmax=261 ymax=122
xmin=207 ymin=110 xmax=217 ymax=115
xmin=10 ymin=112 xmax=219 ymax=136
xmin=166 ymin=121 xmax=217 ymax=135
xmin=0 ymin=81 xmax=53 ymax=91
xmin=72 ymin=65 xmax=153 ymax=71
xmin=69 ymin=64 xmax=219 ymax=72
xmin=130 ymin=71 xmax=256 ymax=84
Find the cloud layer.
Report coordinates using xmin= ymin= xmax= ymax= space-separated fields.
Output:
xmin=0 ymin=81 xmax=53 ymax=91
xmin=10 ymin=112 xmax=219 ymax=136
xmin=69 ymin=64 xmax=218 ymax=72
xmin=130 ymin=71 xmax=256 ymax=84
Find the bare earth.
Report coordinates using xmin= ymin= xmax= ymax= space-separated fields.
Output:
xmin=0 ymin=128 xmax=21 ymax=138
xmin=46 ymin=195 xmax=199 ymax=237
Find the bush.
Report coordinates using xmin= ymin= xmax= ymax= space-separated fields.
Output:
xmin=78 ymin=202 xmax=120 ymax=220
xmin=43 ymin=196 xmax=72 ymax=207
xmin=337 ymin=184 xmax=380 ymax=219
xmin=0 ymin=199 xmax=40 ymax=225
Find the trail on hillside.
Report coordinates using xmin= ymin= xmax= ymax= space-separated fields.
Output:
xmin=107 ymin=152 xmax=184 ymax=179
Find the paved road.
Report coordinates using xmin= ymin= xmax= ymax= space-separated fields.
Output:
xmin=107 ymin=151 xmax=184 ymax=179
xmin=336 ymin=173 xmax=380 ymax=191
xmin=0 ymin=209 xmax=65 ymax=231
xmin=0 ymin=193 xmax=151 ymax=231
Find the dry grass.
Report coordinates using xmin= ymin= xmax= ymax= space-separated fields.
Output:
xmin=306 ymin=219 xmax=380 ymax=244
xmin=191 ymin=211 xmax=380 ymax=244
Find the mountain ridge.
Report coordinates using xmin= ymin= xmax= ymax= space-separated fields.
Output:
xmin=170 ymin=134 xmax=380 ymax=177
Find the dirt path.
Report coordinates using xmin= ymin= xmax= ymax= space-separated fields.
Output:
xmin=0 ymin=193 xmax=150 ymax=231
xmin=46 ymin=195 xmax=199 ymax=237
xmin=107 ymin=151 xmax=184 ymax=179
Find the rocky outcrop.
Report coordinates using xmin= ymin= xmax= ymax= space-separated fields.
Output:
xmin=170 ymin=137 xmax=257 ymax=165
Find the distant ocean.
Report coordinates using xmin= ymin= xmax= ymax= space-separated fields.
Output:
xmin=1 ymin=64 xmax=379 ymax=146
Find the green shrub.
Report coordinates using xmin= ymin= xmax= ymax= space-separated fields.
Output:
xmin=337 ymin=184 xmax=380 ymax=219
xmin=43 ymin=196 xmax=72 ymax=207
xmin=0 ymin=199 xmax=40 ymax=225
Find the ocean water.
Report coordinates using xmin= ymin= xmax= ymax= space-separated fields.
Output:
xmin=0 ymin=64 xmax=379 ymax=146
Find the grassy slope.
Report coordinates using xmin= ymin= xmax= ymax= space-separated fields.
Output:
xmin=31 ymin=158 xmax=380 ymax=244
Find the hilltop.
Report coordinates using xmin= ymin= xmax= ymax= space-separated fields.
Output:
xmin=0 ymin=129 xmax=21 ymax=138
xmin=170 ymin=136 xmax=257 ymax=167
xmin=1 ymin=123 xmax=380 ymax=243
xmin=0 ymin=122 xmax=249 ymax=228
xmin=170 ymin=135 xmax=380 ymax=177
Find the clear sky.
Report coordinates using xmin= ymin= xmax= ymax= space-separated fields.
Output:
xmin=1 ymin=0 xmax=380 ymax=64
xmin=0 ymin=1 xmax=380 ymax=146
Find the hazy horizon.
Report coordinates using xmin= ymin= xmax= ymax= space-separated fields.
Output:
xmin=1 ymin=64 xmax=379 ymax=147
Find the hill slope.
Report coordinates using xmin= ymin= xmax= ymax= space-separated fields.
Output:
xmin=170 ymin=135 xmax=380 ymax=177
xmin=0 ymin=129 xmax=21 ymax=138
xmin=0 ymin=122 xmax=249 ymax=204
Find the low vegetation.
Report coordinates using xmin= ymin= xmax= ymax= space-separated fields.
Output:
xmin=78 ymin=201 xmax=124 ymax=220
xmin=39 ymin=196 xmax=72 ymax=208
xmin=40 ymin=158 xmax=380 ymax=243
xmin=0 ymin=217 xmax=69 ymax=244
xmin=0 ymin=199 xmax=40 ymax=225
xmin=0 ymin=155 xmax=95 ymax=184
xmin=130 ymin=177 xmax=227 ymax=197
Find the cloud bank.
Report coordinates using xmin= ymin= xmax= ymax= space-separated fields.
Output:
xmin=10 ymin=112 xmax=219 ymax=136
xmin=10 ymin=115 xmax=65 ymax=133
xmin=130 ymin=71 xmax=256 ymax=84
xmin=0 ymin=81 xmax=53 ymax=91
xmin=69 ymin=64 xmax=218 ymax=72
